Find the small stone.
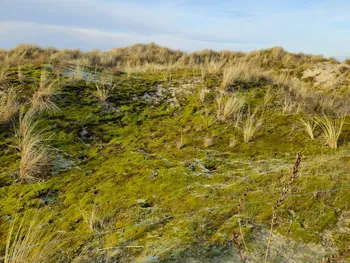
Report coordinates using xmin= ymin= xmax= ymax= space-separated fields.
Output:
xmin=150 ymin=170 xmax=158 ymax=178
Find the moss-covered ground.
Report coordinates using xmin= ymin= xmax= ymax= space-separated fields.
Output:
xmin=0 ymin=65 xmax=349 ymax=262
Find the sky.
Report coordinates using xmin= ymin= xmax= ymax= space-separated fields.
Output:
xmin=0 ymin=0 xmax=349 ymax=59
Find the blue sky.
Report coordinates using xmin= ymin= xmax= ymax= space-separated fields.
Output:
xmin=0 ymin=0 xmax=349 ymax=58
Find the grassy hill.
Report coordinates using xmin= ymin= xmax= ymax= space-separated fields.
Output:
xmin=0 ymin=44 xmax=349 ymax=262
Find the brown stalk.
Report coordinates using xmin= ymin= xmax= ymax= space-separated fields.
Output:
xmin=264 ymin=151 xmax=302 ymax=263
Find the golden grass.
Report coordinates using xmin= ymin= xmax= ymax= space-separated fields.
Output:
xmin=0 ymin=65 xmax=9 ymax=83
xmin=31 ymin=72 xmax=59 ymax=113
xmin=71 ymin=64 xmax=84 ymax=81
xmin=95 ymin=84 xmax=113 ymax=103
xmin=229 ymin=136 xmax=238 ymax=148
xmin=16 ymin=109 xmax=50 ymax=182
xmin=17 ymin=66 xmax=24 ymax=82
xmin=203 ymin=136 xmax=214 ymax=148
xmin=176 ymin=130 xmax=185 ymax=149
xmin=0 ymin=86 xmax=21 ymax=123
xmin=221 ymin=63 xmax=267 ymax=90
xmin=299 ymin=117 xmax=317 ymax=140
xmin=216 ymin=94 xmax=245 ymax=122
xmin=207 ymin=61 xmax=224 ymax=74
xmin=77 ymin=202 xmax=100 ymax=232
xmin=242 ymin=108 xmax=262 ymax=143
xmin=2 ymin=43 xmax=331 ymax=73
xmin=315 ymin=115 xmax=345 ymax=148
xmin=263 ymin=87 xmax=274 ymax=107
xmin=4 ymin=212 xmax=59 ymax=263
xmin=199 ymin=87 xmax=207 ymax=102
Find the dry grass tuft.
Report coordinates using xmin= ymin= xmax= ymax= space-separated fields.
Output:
xmin=242 ymin=108 xmax=262 ymax=143
xmin=0 ymin=65 xmax=9 ymax=83
xmin=199 ymin=87 xmax=207 ymax=102
xmin=203 ymin=136 xmax=214 ymax=148
xmin=299 ymin=117 xmax=317 ymax=140
xmin=221 ymin=63 xmax=267 ymax=90
xmin=207 ymin=61 xmax=224 ymax=74
xmin=77 ymin=202 xmax=100 ymax=232
xmin=4 ymin=212 xmax=59 ymax=263
xmin=15 ymin=109 xmax=50 ymax=182
xmin=315 ymin=115 xmax=345 ymax=149
xmin=176 ymin=130 xmax=185 ymax=149
xmin=95 ymin=84 xmax=114 ymax=103
xmin=31 ymin=72 xmax=59 ymax=113
xmin=17 ymin=66 xmax=24 ymax=82
xmin=0 ymin=86 xmax=21 ymax=124
xmin=216 ymin=94 xmax=245 ymax=122
xmin=71 ymin=64 xmax=84 ymax=81
xmin=229 ymin=136 xmax=238 ymax=148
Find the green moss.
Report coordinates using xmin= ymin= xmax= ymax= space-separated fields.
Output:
xmin=0 ymin=64 xmax=349 ymax=260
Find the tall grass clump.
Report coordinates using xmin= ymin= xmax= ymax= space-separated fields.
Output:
xmin=31 ymin=72 xmax=59 ymax=113
xmin=0 ymin=65 xmax=9 ymax=83
xmin=216 ymin=94 xmax=245 ymax=122
xmin=221 ymin=63 xmax=267 ymax=90
xmin=15 ymin=109 xmax=50 ymax=182
xmin=77 ymin=202 xmax=100 ymax=232
xmin=299 ymin=117 xmax=317 ymax=140
xmin=4 ymin=212 xmax=59 ymax=263
xmin=0 ymin=86 xmax=21 ymax=124
xmin=199 ymin=87 xmax=207 ymax=102
xmin=242 ymin=108 xmax=262 ymax=143
xmin=17 ymin=66 xmax=24 ymax=82
xmin=71 ymin=64 xmax=84 ymax=81
xmin=207 ymin=61 xmax=224 ymax=74
xmin=315 ymin=115 xmax=345 ymax=148
xmin=95 ymin=84 xmax=114 ymax=104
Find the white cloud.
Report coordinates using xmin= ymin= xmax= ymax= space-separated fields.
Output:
xmin=0 ymin=21 xmax=264 ymax=51
xmin=0 ymin=0 xmax=350 ymax=56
